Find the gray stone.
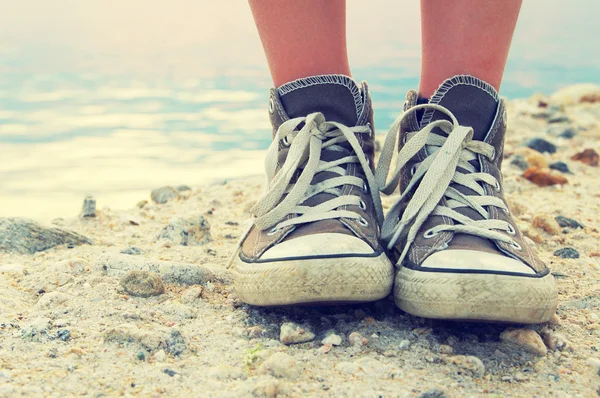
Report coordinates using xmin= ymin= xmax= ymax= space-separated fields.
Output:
xmin=526 ymin=138 xmax=557 ymax=154
xmin=120 ymin=246 xmax=145 ymax=255
xmin=0 ymin=218 xmax=92 ymax=254
xmin=176 ymin=185 xmax=192 ymax=192
xmin=321 ymin=333 xmax=342 ymax=346
xmin=156 ymin=215 xmax=211 ymax=246
xmin=95 ymin=253 xmax=231 ymax=285
xmin=548 ymin=114 xmax=570 ymax=124
xmin=120 ymin=271 xmax=165 ymax=297
xmin=500 ymin=328 xmax=547 ymax=356
xmin=553 ymin=247 xmax=580 ymax=259
xmin=419 ymin=389 xmax=447 ymax=398
xmin=280 ymin=322 xmax=315 ymax=345
xmin=510 ymin=155 xmax=529 ymax=170
xmin=549 ymin=161 xmax=571 ymax=174
xmin=555 ymin=216 xmax=584 ymax=229
xmin=57 ymin=329 xmax=71 ymax=342
xmin=151 ymin=186 xmax=178 ymax=204
xmin=165 ymin=330 xmax=187 ymax=356
xmin=81 ymin=195 xmax=96 ymax=217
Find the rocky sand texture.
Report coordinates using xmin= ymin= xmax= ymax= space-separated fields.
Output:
xmin=0 ymin=84 xmax=599 ymax=397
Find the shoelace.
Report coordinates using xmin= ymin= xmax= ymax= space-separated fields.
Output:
xmin=227 ymin=112 xmax=382 ymax=266
xmin=376 ymin=103 xmax=518 ymax=266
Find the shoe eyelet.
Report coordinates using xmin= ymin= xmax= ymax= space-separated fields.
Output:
xmin=267 ymin=227 xmax=280 ymax=236
xmin=358 ymin=217 xmax=369 ymax=227
xmin=359 ymin=200 xmax=367 ymax=210
xmin=268 ymin=98 xmax=274 ymax=114
xmin=410 ymin=164 xmax=418 ymax=176
xmin=494 ymin=180 xmax=501 ymax=192
xmin=282 ymin=136 xmax=291 ymax=146
xmin=423 ymin=229 xmax=439 ymax=239
xmin=362 ymin=182 xmax=368 ymax=192
xmin=510 ymin=241 xmax=522 ymax=251
xmin=490 ymin=148 xmax=497 ymax=162
xmin=506 ymin=224 xmax=516 ymax=236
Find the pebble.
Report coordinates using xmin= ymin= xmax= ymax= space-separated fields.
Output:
xmin=419 ymin=389 xmax=447 ymax=398
xmin=153 ymin=350 xmax=167 ymax=362
xmin=555 ymin=216 xmax=584 ymax=229
xmin=522 ymin=168 xmax=568 ymax=187
xmin=321 ymin=333 xmax=342 ymax=346
xmin=0 ymin=217 xmax=92 ymax=254
xmin=279 ymin=322 xmax=315 ymax=345
xmin=176 ymin=185 xmax=192 ymax=192
xmin=136 ymin=351 xmax=146 ymax=361
xmin=57 ymin=329 xmax=71 ymax=342
xmin=500 ymin=328 xmax=547 ymax=356
xmin=526 ymin=138 xmax=557 ymax=154
xmin=120 ymin=246 xmax=145 ymax=255
xmin=120 ymin=271 xmax=165 ymax=297
xmin=510 ymin=155 xmax=529 ymax=170
xmin=399 ymin=339 xmax=411 ymax=350
xmin=165 ymin=330 xmax=187 ymax=356
xmin=571 ymin=148 xmax=599 ymax=166
xmin=525 ymin=151 xmax=548 ymax=169
xmin=438 ymin=344 xmax=453 ymax=355
xmin=532 ymin=214 xmax=562 ymax=235
xmin=549 ymin=161 xmax=571 ymax=174
xmin=553 ymin=247 xmax=580 ymax=259
xmin=558 ymin=128 xmax=577 ymax=139
xmin=180 ymin=286 xmax=203 ymax=304
xmin=81 ymin=195 xmax=96 ymax=217
xmin=541 ymin=330 xmax=570 ymax=351
xmin=155 ymin=215 xmax=212 ymax=246
xmin=586 ymin=357 xmax=600 ymax=371
xmin=348 ymin=332 xmax=368 ymax=347
xmin=258 ymin=352 xmax=300 ymax=379
xmin=163 ymin=369 xmax=177 ymax=377
xmin=445 ymin=355 xmax=485 ymax=377
xmin=547 ymin=114 xmax=570 ymax=124
xmin=151 ymin=186 xmax=178 ymax=204
xmin=36 ymin=292 xmax=70 ymax=310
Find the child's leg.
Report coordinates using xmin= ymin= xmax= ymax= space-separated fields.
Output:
xmin=248 ymin=0 xmax=351 ymax=86
xmin=418 ymin=0 xmax=522 ymax=97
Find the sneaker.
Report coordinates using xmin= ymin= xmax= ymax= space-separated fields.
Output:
xmin=231 ymin=74 xmax=394 ymax=306
xmin=376 ymin=75 xmax=558 ymax=323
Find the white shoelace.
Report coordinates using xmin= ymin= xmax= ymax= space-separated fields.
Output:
xmin=227 ymin=112 xmax=383 ymax=266
xmin=376 ymin=104 xmax=518 ymax=266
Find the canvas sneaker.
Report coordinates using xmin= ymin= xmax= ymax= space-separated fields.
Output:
xmin=376 ymin=75 xmax=558 ymax=323
xmin=231 ymin=74 xmax=394 ymax=306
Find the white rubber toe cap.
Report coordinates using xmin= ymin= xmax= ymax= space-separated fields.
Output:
xmin=421 ymin=249 xmax=536 ymax=275
xmin=261 ymin=233 xmax=374 ymax=260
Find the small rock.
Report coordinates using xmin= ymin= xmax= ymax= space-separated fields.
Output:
xmin=558 ymin=128 xmax=577 ymax=139
xmin=500 ymin=328 xmax=547 ymax=356
xmin=165 ymin=330 xmax=187 ymax=356
xmin=439 ymin=344 xmax=453 ymax=355
xmin=554 ymin=247 xmax=580 ymax=259
xmin=81 ymin=195 xmax=96 ymax=218
xmin=258 ymin=352 xmax=300 ymax=379
xmin=151 ymin=186 xmax=178 ymax=204
xmin=136 ymin=351 xmax=146 ymax=361
xmin=549 ymin=161 xmax=571 ymax=174
xmin=156 ymin=215 xmax=212 ymax=246
xmin=419 ymin=389 xmax=447 ymax=398
xmin=153 ymin=350 xmax=167 ymax=362
xmin=136 ymin=200 xmax=148 ymax=208
xmin=514 ymin=372 xmax=528 ymax=382
xmin=522 ymin=168 xmax=568 ymax=187
xmin=555 ymin=216 xmax=584 ymax=229
xmin=120 ymin=271 xmax=165 ymax=298
xmin=571 ymin=148 xmax=599 ymax=167
xmin=547 ymin=114 xmax=569 ymax=124
xmin=180 ymin=286 xmax=203 ymax=304
xmin=348 ymin=332 xmax=368 ymax=347
xmin=36 ymin=292 xmax=70 ymax=310
xmin=21 ymin=317 xmax=51 ymax=341
xmin=532 ymin=214 xmax=562 ymax=235
xmin=550 ymin=314 xmax=561 ymax=326
xmin=57 ymin=329 xmax=71 ymax=342
xmin=399 ymin=339 xmax=411 ymax=350
xmin=0 ymin=218 xmax=92 ymax=254
xmin=541 ymin=330 xmax=570 ymax=351
xmin=280 ymin=322 xmax=315 ymax=345
xmin=526 ymin=138 xmax=557 ymax=154
xmin=586 ymin=357 xmax=600 ymax=371
xmin=318 ymin=344 xmax=332 ymax=354
xmin=321 ymin=333 xmax=342 ymax=346
xmin=526 ymin=151 xmax=548 ymax=169
xmin=120 ymin=246 xmax=145 ymax=255
xmin=510 ymin=155 xmax=529 ymax=170
xmin=445 ymin=355 xmax=485 ymax=377
xmin=336 ymin=361 xmax=360 ymax=375
xmin=163 ymin=369 xmax=176 ymax=377
xmin=176 ymin=185 xmax=192 ymax=192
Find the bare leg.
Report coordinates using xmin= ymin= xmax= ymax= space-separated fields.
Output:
xmin=419 ymin=0 xmax=522 ymax=97
xmin=248 ymin=0 xmax=350 ymax=86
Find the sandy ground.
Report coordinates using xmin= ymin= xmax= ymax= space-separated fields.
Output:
xmin=1 ymin=84 xmax=599 ymax=397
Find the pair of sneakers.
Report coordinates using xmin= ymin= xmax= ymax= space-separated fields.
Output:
xmin=230 ymin=74 xmax=558 ymax=324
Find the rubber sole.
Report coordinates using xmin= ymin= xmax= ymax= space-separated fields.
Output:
xmin=233 ymin=253 xmax=394 ymax=306
xmin=394 ymin=266 xmax=558 ymax=323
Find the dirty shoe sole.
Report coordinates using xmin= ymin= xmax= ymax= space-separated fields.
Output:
xmin=233 ymin=253 xmax=394 ymax=306
xmin=394 ymin=267 xmax=558 ymax=323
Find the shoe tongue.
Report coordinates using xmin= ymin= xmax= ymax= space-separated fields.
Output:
xmin=277 ymin=74 xmax=362 ymax=126
xmin=420 ymin=75 xmax=499 ymax=141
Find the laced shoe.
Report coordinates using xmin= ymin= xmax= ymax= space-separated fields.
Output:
xmin=377 ymin=75 xmax=558 ymax=323
xmin=231 ymin=74 xmax=393 ymax=306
